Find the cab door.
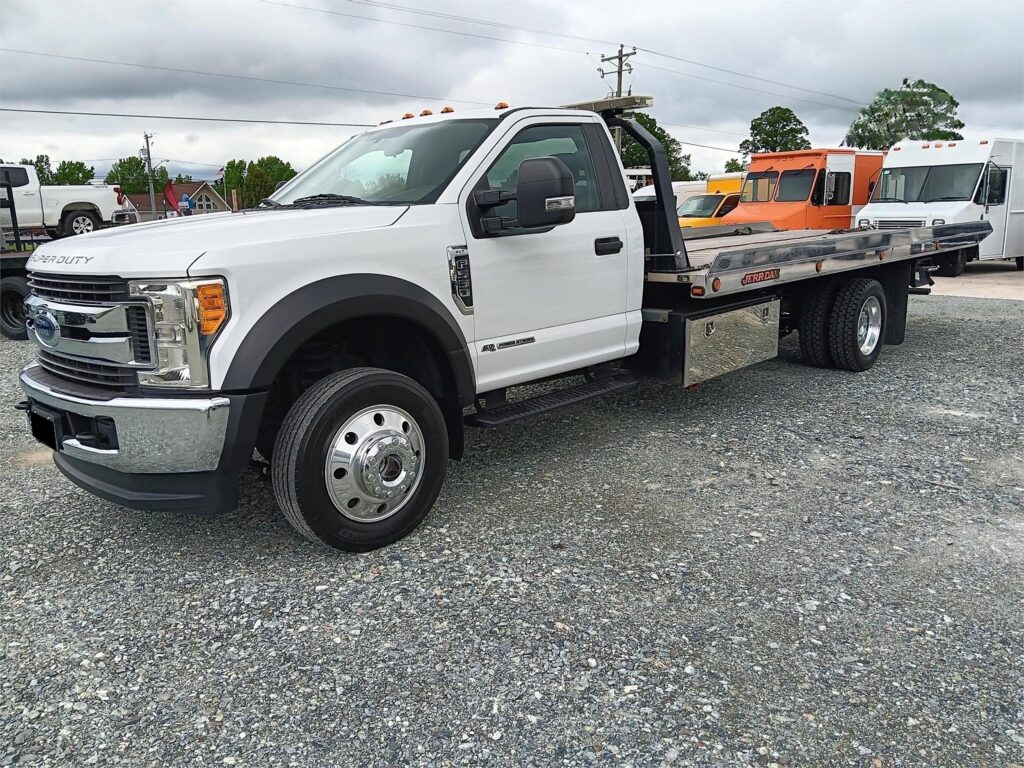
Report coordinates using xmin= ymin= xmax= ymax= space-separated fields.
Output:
xmin=458 ymin=117 xmax=631 ymax=392
xmin=820 ymin=154 xmax=855 ymax=229
xmin=978 ymin=162 xmax=1010 ymax=259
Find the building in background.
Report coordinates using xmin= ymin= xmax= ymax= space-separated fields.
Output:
xmin=127 ymin=181 xmax=230 ymax=222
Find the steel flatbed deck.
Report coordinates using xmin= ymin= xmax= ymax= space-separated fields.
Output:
xmin=645 ymin=221 xmax=992 ymax=298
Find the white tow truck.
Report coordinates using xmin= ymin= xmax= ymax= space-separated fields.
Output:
xmin=16 ymin=96 xmax=990 ymax=551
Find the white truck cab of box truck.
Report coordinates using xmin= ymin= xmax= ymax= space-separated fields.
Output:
xmin=16 ymin=97 xmax=991 ymax=552
xmin=857 ymin=139 xmax=1023 ymax=274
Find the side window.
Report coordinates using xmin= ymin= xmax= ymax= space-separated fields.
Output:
xmin=482 ymin=124 xmax=603 ymax=219
xmin=825 ymin=172 xmax=852 ymax=205
xmin=987 ymin=166 xmax=1008 ymax=205
xmin=0 ymin=167 xmax=30 ymax=187
xmin=716 ymin=194 xmax=740 ymax=217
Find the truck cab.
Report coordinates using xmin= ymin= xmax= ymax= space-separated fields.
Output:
xmin=721 ymin=149 xmax=883 ymax=231
xmin=856 ymin=139 xmax=1023 ymax=274
xmin=677 ymin=172 xmax=744 ymax=229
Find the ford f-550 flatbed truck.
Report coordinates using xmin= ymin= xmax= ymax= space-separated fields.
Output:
xmin=17 ymin=96 xmax=990 ymax=551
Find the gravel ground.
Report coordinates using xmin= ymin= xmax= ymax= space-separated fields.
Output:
xmin=1 ymin=295 xmax=1022 ymax=768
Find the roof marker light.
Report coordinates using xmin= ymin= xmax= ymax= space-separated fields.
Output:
xmin=495 ymin=101 xmax=509 ymax=110
xmin=922 ymin=144 xmax=930 ymax=148
xmin=934 ymin=142 xmax=943 ymax=148
xmin=948 ymin=142 xmax=956 ymax=147
xmin=420 ymin=109 xmax=433 ymax=116
xmin=980 ymin=139 xmax=989 ymax=145
xmin=892 ymin=146 xmax=901 ymax=151
xmin=402 ymin=112 xmax=415 ymax=119
xmin=441 ymin=106 xmax=454 ymax=113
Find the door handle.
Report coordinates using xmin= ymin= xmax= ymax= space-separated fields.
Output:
xmin=594 ymin=236 xmax=623 ymax=255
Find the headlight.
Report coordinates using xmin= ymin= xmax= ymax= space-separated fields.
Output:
xmin=932 ymin=218 xmax=945 ymax=226
xmin=857 ymin=218 xmax=872 ymax=227
xmin=128 ymin=278 xmax=229 ymax=388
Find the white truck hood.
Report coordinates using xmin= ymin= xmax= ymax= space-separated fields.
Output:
xmin=26 ymin=206 xmax=408 ymax=277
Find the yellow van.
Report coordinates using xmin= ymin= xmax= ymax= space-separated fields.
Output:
xmin=677 ymin=172 xmax=744 ymax=229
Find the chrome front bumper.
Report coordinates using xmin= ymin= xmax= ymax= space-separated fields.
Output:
xmin=19 ymin=362 xmax=230 ymax=473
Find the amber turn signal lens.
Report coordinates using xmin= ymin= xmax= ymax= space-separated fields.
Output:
xmin=815 ymin=261 xmax=823 ymax=272
xmin=494 ymin=101 xmax=509 ymax=109
xmin=691 ymin=285 xmax=705 ymax=297
xmin=440 ymin=106 xmax=454 ymax=113
xmin=196 ymin=283 xmax=227 ymax=336
xmin=402 ymin=112 xmax=415 ymax=119
xmin=420 ymin=109 xmax=433 ymax=116
xmin=711 ymin=277 xmax=721 ymax=292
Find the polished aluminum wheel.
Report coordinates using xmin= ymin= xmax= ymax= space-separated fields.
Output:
xmin=71 ymin=215 xmax=95 ymax=234
xmin=323 ymin=405 xmax=425 ymax=523
xmin=857 ymin=295 xmax=882 ymax=355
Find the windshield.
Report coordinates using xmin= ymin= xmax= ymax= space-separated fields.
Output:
xmin=272 ymin=119 xmax=497 ymax=206
xmin=775 ymin=169 xmax=817 ymax=202
xmin=870 ymin=163 xmax=983 ymax=203
xmin=677 ymin=194 xmax=723 ymax=217
xmin=741 ymin=171 xmax=778 ymax=202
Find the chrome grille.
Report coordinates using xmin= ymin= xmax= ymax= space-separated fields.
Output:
xmin=37 ymin=350 xmax=138 ymax=391
xmin=28 ymin=272 xmax=130 ymax=303
xmin=874 ymin=219 xmax=926 ymax=230
xmin=126 ymin=305 xmax=152 ymax=364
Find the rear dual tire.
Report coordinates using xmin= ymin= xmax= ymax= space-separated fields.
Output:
xmin=271 ymin=367 xmax=448 ymax=552
xmin=800 ymin=277 xmax=886 ymax=372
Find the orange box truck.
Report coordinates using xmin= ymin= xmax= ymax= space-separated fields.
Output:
xmin=721 ymin=149 xmax=884 ymax=230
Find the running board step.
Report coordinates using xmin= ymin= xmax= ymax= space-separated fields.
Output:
xmin=465 ymin=372 xmax=637 ymax=428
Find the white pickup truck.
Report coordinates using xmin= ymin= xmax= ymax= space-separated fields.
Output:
xmin=0 ymin=163 xmax=137 ymax=238
xmin=16 ymin=96 xmax=990 ymax=552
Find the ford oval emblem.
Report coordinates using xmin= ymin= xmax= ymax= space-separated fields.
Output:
xmin=33 ymin=310 xmax=61 ymax=348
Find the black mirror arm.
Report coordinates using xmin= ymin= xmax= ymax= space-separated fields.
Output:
xmin=473 ymin=189 xmax=517 ymax=209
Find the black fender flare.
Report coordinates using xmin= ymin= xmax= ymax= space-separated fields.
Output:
xmin=221 ymin=273 xmax=475 ymax=406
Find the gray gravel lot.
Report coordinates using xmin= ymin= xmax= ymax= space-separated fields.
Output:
xmin=1 ymin=295 xmax=1023 ymax=767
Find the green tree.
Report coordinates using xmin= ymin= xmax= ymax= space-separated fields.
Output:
xmin=52 ymin=160 xmax=95 ymax=185
xmin=252 ymin=155 xmax=297 ymax=187
xmin=739 ymin=107 xmax=812 ymax=157
xmin=242 ymin=163 xmax=274 ymax=207
xmin=19 ymin=154 xmax=54 ymax=185
xmin=844 ymin=78 xmax=964 ymax=150
xmin=221 ymin=159 xmax=247 ymax=207
xmin=105 ymin=156 xmax=148 ymax=193
xmin=104 ymin=157 xmax=170 ymax=194
xmin=173 ymin=173 xmax=193 ymax=183
xmin=619 ymin=113 xmax=694 ymax=181
xmin=724 ymin=157 xmax=747 ymax=173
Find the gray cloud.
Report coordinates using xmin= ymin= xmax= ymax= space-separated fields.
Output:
xmin=1 ymin=0 xmax=1021 ymax=178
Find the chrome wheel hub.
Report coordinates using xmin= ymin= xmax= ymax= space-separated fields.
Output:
xmin=72 ymin=215 xmax=94 ymax=234
xmin=324 ymin=405 xmax=424 ymax=523
xmin=857 ymin=295 xmax=882 ymax=355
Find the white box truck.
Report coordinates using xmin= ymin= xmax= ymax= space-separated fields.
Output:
xmin=16 ymin=96 xmax=990 ymax=551
xmin=857 ymin=139 xmax=1023 ymax=275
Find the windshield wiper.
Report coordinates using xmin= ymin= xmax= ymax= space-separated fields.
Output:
xmin=290 ymin=193 xmax=376 ymax=207
xmin=871 ymin=196 xmax=908 ymax=203
xmin=921 ymin=196 xmax=967 ymax=203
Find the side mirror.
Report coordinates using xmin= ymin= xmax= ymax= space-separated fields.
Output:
xmin=515 ymin=156 xmax=576 ymax=229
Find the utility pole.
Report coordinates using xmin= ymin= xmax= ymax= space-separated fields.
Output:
xmin=599 ymin=44 xmax=636 ymax=155
xmin=142 ymin=133 xmax=157 ymax=220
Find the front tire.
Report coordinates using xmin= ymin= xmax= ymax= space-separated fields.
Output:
xmin=62 ymin=210 xmax=99 ymax=236
xmin=271 ymin=367 xmax=448 ymax=552
xmin=1 ymin=276 xmax=30 ymax=340
xmin=828 ymin=278 xmax=887 ymax=372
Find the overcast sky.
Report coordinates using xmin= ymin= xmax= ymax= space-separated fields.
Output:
xmin=1 ymin=0 xmax=1022 ymax=180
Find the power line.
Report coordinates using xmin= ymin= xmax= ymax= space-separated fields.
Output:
xmin=1 ymin=107 xmax=374 ymax=127
xmin=259 ymin=0 xmax=583 ymax=54
xmin=639 ymin=63 xmax=860 ymax=113
xmin=338 ymin=0 xmax=863 ymax=106
xmin=0 ymin=48 xmax=493 ymax=106
xmin=660 ymin=121 xmax=747 ymax=138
